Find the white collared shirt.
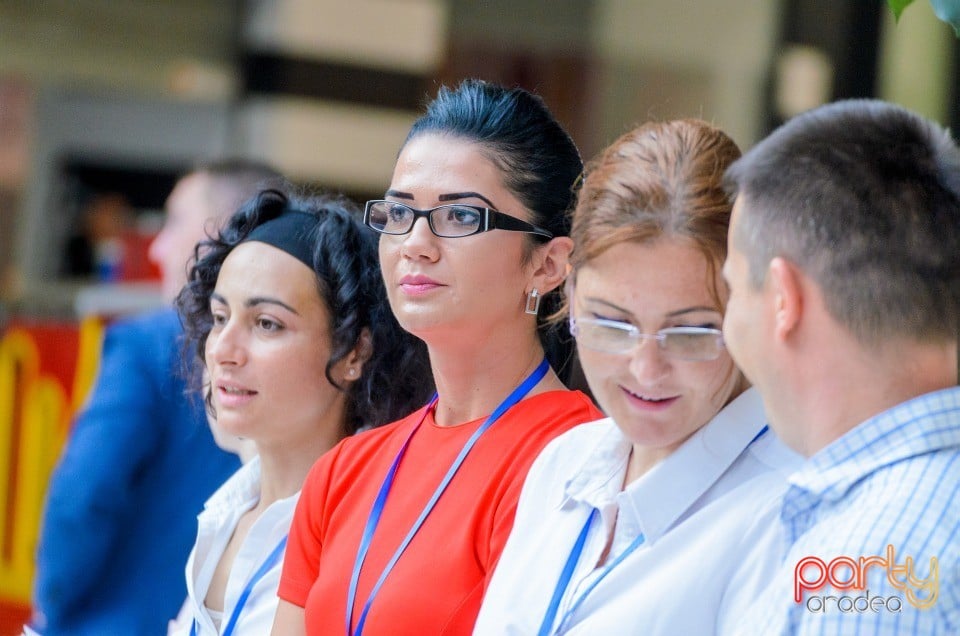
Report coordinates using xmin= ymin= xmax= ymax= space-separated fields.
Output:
xmin=473 ymin=388 xmax=802 ymax=636
xmin=167 ymin=457 xmax=298 ymax=636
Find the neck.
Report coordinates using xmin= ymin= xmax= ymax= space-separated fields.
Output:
xmin=426 ymin=331 xmax=564 ymax=426
xmin=254 ymin=419 xmax=345 ymax=509
xmin=784 ymin=339 xmax=956 ymax=456
xmin=623 ymin=445 xmax=670 ymax=486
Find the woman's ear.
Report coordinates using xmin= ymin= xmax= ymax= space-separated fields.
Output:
xmin=342 ymin=328 xmax=374 ymax=382
xmin=528 ymin=236 xmax=574 ymax=295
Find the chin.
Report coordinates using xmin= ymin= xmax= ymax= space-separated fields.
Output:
xmin=214 ymin=417 xmax=254 ymax=439
xmin=396 ymin=310 xmax=461 ymax=342
xmin=613 ymin=411 xmax=686 ymax=445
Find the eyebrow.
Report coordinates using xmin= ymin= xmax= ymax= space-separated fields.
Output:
xmin=438 ymin=192 xmax=498 ymax=208
xmin=385 ymin=189 xmax=499 ymax=209
xmin=584 ymin=297 xmax=720 ymax=319
xmin=210 ymin=292 xmax=300 ymax=316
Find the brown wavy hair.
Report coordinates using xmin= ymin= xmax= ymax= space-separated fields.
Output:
xmin=569 ymin=119 xmax=741 ymax=309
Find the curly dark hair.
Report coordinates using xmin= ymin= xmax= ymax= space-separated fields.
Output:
xmin=176 ymin=188 xmax=433 ymax=434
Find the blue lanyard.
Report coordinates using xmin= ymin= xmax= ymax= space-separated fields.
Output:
xmin=346 ymin=358 xmax=550 ymax=636
xmin=538 ymin=423 xmax=772 ymax=635
xmin=190 ymin=534 xmax=288 ymax=636
xmin=538 ymin=510 xmax=645 ymax=636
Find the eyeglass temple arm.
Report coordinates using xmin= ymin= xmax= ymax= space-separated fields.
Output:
xmin=487 ymin=210 xmax=554 ymax=238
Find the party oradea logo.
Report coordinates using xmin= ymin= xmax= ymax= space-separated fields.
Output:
xmin=794 ymin=545 xmax=938 ymax=613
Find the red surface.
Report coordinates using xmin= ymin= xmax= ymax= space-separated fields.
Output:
xmin=3 ymin=321 xmax=80 ymax=392
xmin=0 ymin=600 xmax=30 ymax=635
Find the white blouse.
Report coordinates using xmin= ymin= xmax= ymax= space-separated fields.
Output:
xmin=167 ymin=457 xmax=298 ymax=636
xmin=473 ymin=388 xmax=802 ymax=636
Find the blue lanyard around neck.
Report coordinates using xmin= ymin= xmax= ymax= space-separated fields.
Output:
xmin=538 ymin=510 xmax=645 ymax=636
xmin=538 ymin=423 xmax=772 ymax=635
xmin=346 ymin=358 xmax=550 ymax=636
xmin=190 ymin=534 xmax=288 ymax=636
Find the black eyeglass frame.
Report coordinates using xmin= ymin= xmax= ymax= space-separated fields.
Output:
xmin=363 ymin=200 xmax=554 ymax=239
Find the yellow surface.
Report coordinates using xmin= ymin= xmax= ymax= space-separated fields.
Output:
xmin=0 ymin=318 xmax=103 ymax=604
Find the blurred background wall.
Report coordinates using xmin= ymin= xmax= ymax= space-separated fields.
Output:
xmin=0 ymin=0 xmax=956 ymax=630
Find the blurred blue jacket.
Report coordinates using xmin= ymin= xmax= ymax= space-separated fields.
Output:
xmin=32 ymin=308 xmax=241 ymax=635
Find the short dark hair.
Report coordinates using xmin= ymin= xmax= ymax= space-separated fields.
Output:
xmin=724 ymin=99 xmax=960 ymax=345
xmin=176 ymin=189 xmax=434 ymax=433
xmin=190 ymin=158 xmax=285 ymax=220
xmin=403 ymin=79 xmax=584 ymax=380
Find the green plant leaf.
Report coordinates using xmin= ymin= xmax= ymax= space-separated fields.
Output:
xmin=888 ymin=0 xmax=916 ymax=21
xmin=930 ymin=0 xmax=960 ymax=37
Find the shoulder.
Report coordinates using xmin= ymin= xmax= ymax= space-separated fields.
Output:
xmin=484 ymin=390 xmax=604 ymax=465
xmin=523 ymin=416 xmax=615 ymax=486
xmin=537 ymin=416 xmax=614 ymax=463
xmin=104 ymin=308 xmax=181 ymax=351
xmin=835 ymin=450 xmax=960 ymax=540
xmin=303 ymin=406 xmax=429 ymax=484
xmin=505 ymin=390 xmax=603 ymax=431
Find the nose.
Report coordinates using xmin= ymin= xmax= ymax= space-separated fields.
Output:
xmin=205 ymin=317 xmax=247 ymax=368
xmin=399 ymin=217 xmax=440 ymax=262
xmin=627 ymin=336 xmax=671 ymax=384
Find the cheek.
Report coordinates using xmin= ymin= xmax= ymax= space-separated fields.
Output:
xmin=694 ymin=355 xmax=739 ymax=409
xmin=575 ymin=346 xmax=621 ymax=390
xmin=378 ymin=239 xmax=395 ymax=271
xmin=203 ymin=334 xmax=215 ymax=367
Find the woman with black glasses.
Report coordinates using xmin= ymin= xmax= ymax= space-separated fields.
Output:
xmin=270 ymin=80 xmax=602 ymax=635
xmin=473 ymin=120 xmax=801 ymax=635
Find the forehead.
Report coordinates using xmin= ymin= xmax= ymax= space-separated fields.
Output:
xmin=391 ymin=134 xmax=512 ymax=201
xmin=217 ymin=242 xmax=319 ymax=300
xmin=166 ymin=173 xmax=213 ymax=220
xmin=576 ymin=239 xmax=722 ymax=312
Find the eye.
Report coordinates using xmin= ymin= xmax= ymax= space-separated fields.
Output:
xmin=257 ymin=317 xmax=283 ymax=332
xmin=387 ymin=203 xmax=412 ymax=223
xmin=674 ymin=322 xmax=721 ymax=331
xmin=445 ymin=205 xmax=481 ymax=226
xmin=590 ymin=312 xmax=631 ymax=326
xmin=210 ymin=309 xmax=228 ymax=328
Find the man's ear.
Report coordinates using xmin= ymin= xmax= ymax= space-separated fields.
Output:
xmin=767 ymin=257 xmax=803 ymax=342
xmin=529 ymin=236 xmax=574 ymax=295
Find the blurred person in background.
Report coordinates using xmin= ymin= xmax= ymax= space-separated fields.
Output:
xmin=168 ymin=189 xmax=432 ymax=635
xmin=60 ymin=191 xmax=134 ymax=281
xmin=30 ymin=159 xmax=281 ymax=636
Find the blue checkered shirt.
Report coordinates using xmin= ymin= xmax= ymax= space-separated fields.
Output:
xmin=730 ymin=387 xmax=960 ymax=635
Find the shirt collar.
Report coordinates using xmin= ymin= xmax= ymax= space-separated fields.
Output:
xmin=561 ymin=388 xmax=768 ymax=544
xmin=788 ymin=386 xmax=960 ymax=506
xmin=204 ymin=455 xmax=262 ymax=513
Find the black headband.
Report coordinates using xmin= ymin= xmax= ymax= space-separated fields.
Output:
xmin=240 ymin=209 xmax=317 ymax=271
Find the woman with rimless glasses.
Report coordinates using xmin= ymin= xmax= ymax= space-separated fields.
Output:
xmin=473 ymin=120 xmax=802 ymax=635
xmin=270 ymin=80 xmax=602 ymax=636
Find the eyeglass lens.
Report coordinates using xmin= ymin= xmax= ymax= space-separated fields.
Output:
xmin=575 ymin=320 xmax=723 ymax=360
xmin=367 ymin=201 xmax=483 ymax=237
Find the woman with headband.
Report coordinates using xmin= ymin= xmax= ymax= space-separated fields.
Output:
xmin=168 ymin=190 xmax=432 ymax=635
xmin=473 ymin=120 xmax=801 ymax=634
xmin=271 ymin=80 xmax=602 ymax=635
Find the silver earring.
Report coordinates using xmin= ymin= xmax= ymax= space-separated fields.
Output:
xmin=525 ymin=288 xmax=541 ymax=315
xmin=348 ymin=368 xmax=357 ymax=377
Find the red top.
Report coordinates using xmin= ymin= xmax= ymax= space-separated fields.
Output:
xmin=278 ymin=390 xmax=602 ymax=635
